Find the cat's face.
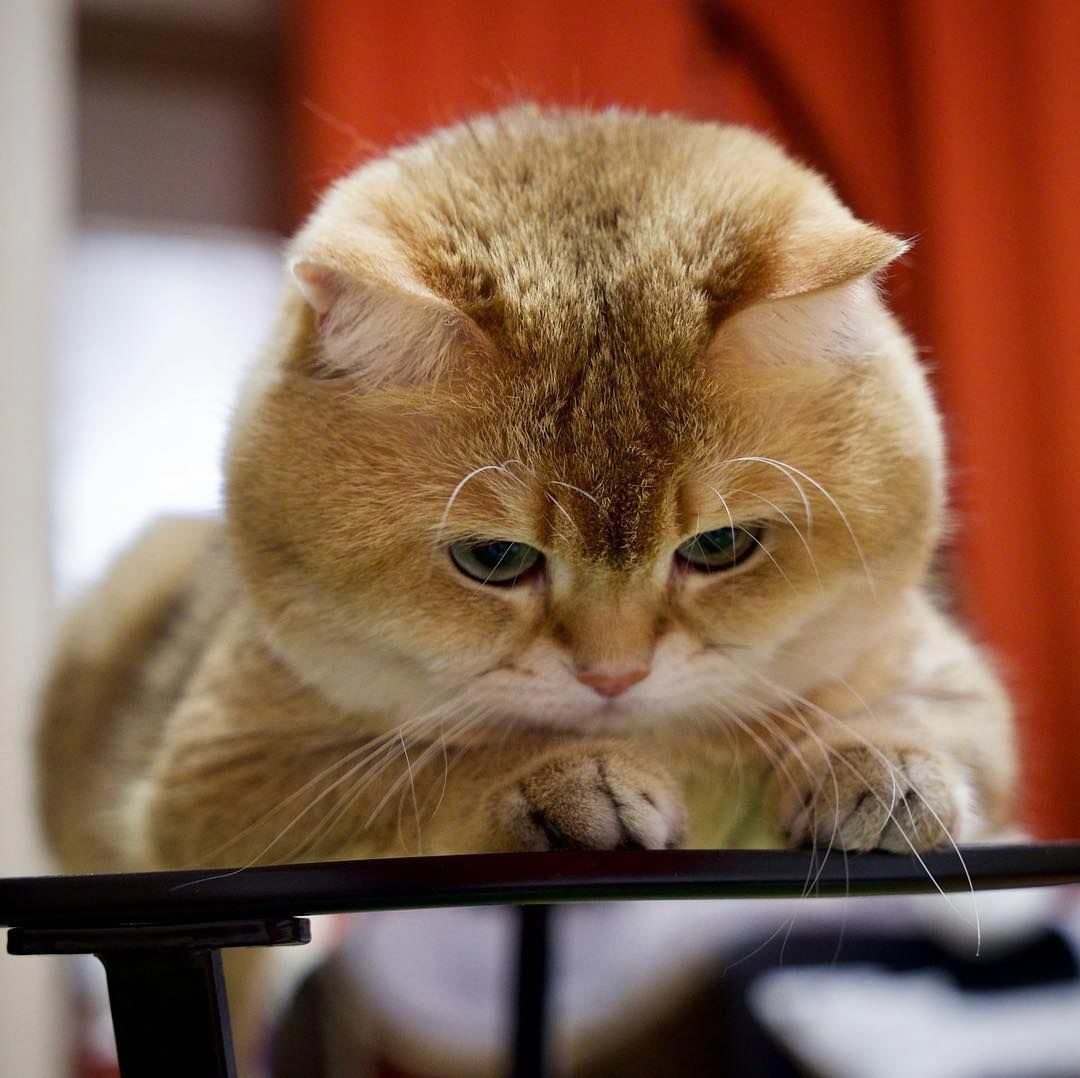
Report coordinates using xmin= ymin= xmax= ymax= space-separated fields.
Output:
xmin=226 ymin=108 xmax=944 ymax=737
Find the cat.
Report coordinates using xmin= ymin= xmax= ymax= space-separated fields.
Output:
xmin=39 ymin=104 xmax=1015 ymax=883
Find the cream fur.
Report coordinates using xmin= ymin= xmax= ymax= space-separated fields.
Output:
xmin=720 ymin=279 xmax=895 ymax=367
xmin=40 ymin=103 xmax=1016 ymax=863
xmin=37 ymin=112 xmax=1016 ymax=1055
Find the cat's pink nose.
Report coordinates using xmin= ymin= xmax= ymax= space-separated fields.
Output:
xmin=576 ymin=667 xmax=650 ymax=697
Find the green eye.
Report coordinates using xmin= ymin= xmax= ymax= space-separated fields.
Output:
xmin=676 ymin=525 xmax=764 ymax=572
xmin=449 ymin=539 xmax=544 ymax=586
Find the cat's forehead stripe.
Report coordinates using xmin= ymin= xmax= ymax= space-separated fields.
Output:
xmin=365 ymin=111 xmax=808 ymax=564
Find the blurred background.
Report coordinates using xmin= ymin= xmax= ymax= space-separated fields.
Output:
xmin=2 ymin=0 xmax=1080 ymax=1075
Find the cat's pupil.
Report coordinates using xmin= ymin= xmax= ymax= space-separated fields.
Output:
xmin=449 ymin=539 xmax=543 ymax=585
xmin=473 ymin=541 xmax=521 ymax=568
xmin=699 ymin=529 xmax=737 ymax=552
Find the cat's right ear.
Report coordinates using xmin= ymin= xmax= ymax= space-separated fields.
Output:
xmin=290 ymin=257 xmax=485 ymax=386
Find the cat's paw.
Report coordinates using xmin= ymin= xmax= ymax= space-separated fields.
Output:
xmin=773 ymin=738 xmax=969 ymax=853
xmin=488 ymin=748 xmax=686 ymax=851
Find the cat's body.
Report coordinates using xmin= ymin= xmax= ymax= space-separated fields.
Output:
xmin=40 ymin=105 xmax=1014 ymax=878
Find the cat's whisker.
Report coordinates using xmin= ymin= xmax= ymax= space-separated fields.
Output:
xmin=709 ymin=493 xmax=733 ymax=532
xmin=740 ymin=694 xmax=861 ymax=900
xmin=748 ymin=674 xmax=928 ymax=837
xmin=272 ymin=700 xmax=479 ymax=862
xmin=549 ymin=479 xmax=600 ymax=507
xmin=730 ymin=487 xmax=822 ymax=589
xmin=710 ymin=487 xmax=795 ymax=592
xmin=742 ymin=692 xmax=940 ymax=935
xmin=411 ymin=711 xmax=491 ymax=835
xmin=735 ymin=664 xmax=980 ymax=949
xmin=364 ymin=708 xmax=487 ymax=835
xmin=434 ymin=463 xmax=513 ymax=544
xmin=274 ymin=754 xmax=398 ymax=863
xmin=722 ymin=455 xmax=814 ymax=534
xmin=432 ymin=717 xmax=453 ymax=820
xmin=175 ymin=746 xmax=393 ymax=885
xmin=392 ymin=710 xmax=486 ymax=849
xmin=199 ymin=694 xmax=471 ymax=870
xmin=396 ymin=731 xmax=422 ymax=854
xmin=768 ymin=704 xmax=857 ymax=965
xmin=501 ymin=458 xmax=534 ymax=482
xmin=707 ymin=698 xmax=844 ymax=970
xmin=703 ymin=700 xmax=803 ymax=828
xmin=723 ymin=693 xmax=847 ymax=904
xmin=726 ymin=455 xmax=877 ymax=598
xmin=231 ymin=724 xmax=430 ymax=866
xmin=764 ymin=648 xmax=980 ymax=910
xmin=545 ymin=491 xmax=581 ymax=539
xmin=183 ymin=730 xmax=404 ymax=868
xmin=291 ymin=734 xmax=423 ymax=858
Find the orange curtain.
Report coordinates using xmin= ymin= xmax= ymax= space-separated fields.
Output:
xmin=287 ymin=0 xmax=1080 ymax=837
xmin=285 ymin=2 xmax=702 ymax=221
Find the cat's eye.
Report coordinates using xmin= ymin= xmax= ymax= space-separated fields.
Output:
xmin=449 ymin=539 xmax=544 ymax=586
xmin=676 ymin=524 xmax=765 ymax=572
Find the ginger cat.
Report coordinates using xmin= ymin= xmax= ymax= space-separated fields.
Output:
xmin=38 ymin=106 xmax=1015 ymax=886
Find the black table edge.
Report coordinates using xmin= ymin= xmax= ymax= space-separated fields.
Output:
xmin=2 ymin=843 xmax=1078 ymax=929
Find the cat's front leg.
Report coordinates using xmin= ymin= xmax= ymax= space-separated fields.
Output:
xmin=481 ymin=743 xmax=687 ymax=852
xmin=772 ymin=731 xmax=971 ymax=853
xmin=770 ymin=596 xmax=1014 ymax=854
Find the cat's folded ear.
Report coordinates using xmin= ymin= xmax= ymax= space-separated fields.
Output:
xmin=764 ymin=217 xmax=908 ymax=302
xmin=290 ymin=255 xmax=487 ymax=385
xmin=715 ymin=213 xmax=910 ymax=367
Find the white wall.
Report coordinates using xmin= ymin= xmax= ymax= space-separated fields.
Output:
xmin=48 ymin=226 xmax=281 ymax=1073
xmin=0 ymin=3 xmax=280 ymax=1069
xmin=54 ymin=226 xmax=281 ymax=598
xmin=0 ymin=0 xmax=72 ymax=1074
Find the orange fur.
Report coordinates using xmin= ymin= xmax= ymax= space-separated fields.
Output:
xmin=40 ymin=105 xmax=1015 ymax=877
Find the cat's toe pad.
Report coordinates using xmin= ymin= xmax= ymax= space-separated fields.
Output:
xmin=777 ymin=742 xmax=969 ymax=853
xmin=490 ymin=751 xmax=686 ymax=851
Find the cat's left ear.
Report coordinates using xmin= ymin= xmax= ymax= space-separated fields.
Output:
xmin=716 ymin=214 xmax=909 ymax=367
xmin=765 ymin=215 xmax=908 ymax=302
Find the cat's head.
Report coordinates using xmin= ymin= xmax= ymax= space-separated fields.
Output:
xmin=226 ymin=107 xmax=944 ymax=736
